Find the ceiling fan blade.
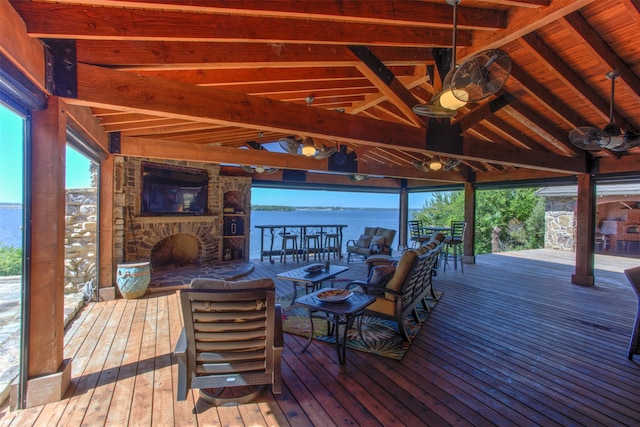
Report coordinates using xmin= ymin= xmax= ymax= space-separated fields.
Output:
xmin=569 ymin=127 xmax=610 ymax=151
xmin=610 ymin=133 xmax=640 ymax=151
xmin=278 ymin=137 xmax=300 ymax=155
xmin=452 ymin=49 xmax=512 ymax=103
xmin=263 ymin=167 xmax=281 ymax=174
xmin=240 ymin=165 xmax=255 ymax=173
xmin=442 ymin=158 xmax=462 ymax=171
xmin=412 ymin=160 xmax=430 ymax=173
xmin=412 ymin=102 xmax=458 ymax=118
xmin=314 ymin=146 xmax=337 ymax=160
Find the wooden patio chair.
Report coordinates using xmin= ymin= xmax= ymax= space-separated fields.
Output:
xmin=175 ymin=278 xmax=283 ymax=405
xmin=625 ymin=266 xmax=640 ymax=360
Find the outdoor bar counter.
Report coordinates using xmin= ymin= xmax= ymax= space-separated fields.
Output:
xmin=255 ymin=224 xmax=347 ymax=262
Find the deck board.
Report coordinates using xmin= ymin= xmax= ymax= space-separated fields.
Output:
xmin=2 ymin=249 xmax=640 ymax=426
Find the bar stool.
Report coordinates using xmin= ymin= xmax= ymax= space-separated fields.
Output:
xmin=324 ymin=232 xmax=340 ymax=259
xmin=280 ymin=232 xmax=299 ymax=264
xmin=443 ymin=221 xmax=466 ymax=272
xmin=304 ymin=233 xmax=322 ymax=261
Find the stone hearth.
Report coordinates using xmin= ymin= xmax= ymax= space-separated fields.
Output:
xmin=147 ymin=261 xmax=254 ymax=293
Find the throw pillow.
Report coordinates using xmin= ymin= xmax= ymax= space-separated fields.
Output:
xmin=355 ymin=234 xmax=372 ymax=248
xmin=367 ymin=264 xmax=396 ymax=287
xmin=369 ymin=235 xmax=387 ymax=253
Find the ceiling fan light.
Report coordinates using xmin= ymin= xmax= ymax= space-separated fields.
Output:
xmin=254 ymin=166 xmax=265 ymax=173
xmin=429 ymin=159 xmax=443 ymax=171
xmin=438 ymin=87 xmax=468 ymax=110
xmin=301 ymin=137 xmax=317 ymax=156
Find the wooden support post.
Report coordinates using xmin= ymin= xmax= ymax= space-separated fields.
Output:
xmin=98 ymin=154 xmax=116 ymax=300
xmin=398 ymin=180 xmax=408 ymax=250
xmin=25 ymin=96 xmax=71 ymax=405
xmin=572 ymin=173 xmax=596 ymax=286
xmin=463 ymin=182 xmax=476 ymax=265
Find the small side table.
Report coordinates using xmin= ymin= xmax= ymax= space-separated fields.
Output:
xmin=294 ymin=289 xmax=375 ymax=365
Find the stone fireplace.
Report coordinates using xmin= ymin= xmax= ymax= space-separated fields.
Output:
xmin=113 ymin=157 xmax=223 ymax=268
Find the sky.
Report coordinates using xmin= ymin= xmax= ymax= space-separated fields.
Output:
xmin=252 ymin=188 xmax=430 ymax=210
xmin=1 ymin=104 xmax=431 ymax=208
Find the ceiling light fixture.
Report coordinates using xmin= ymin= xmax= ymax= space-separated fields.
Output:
xmin=413 ymin=156 xmax=462 ymax=172
xmin=429 ymin=158 xmax=443 ymax=171
xmin=300 ymin=136 xmax=317 ymax=157
xmin=413 ymin=0 xmax=511 ymax=118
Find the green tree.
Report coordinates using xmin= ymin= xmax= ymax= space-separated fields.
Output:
xmin=414 ymin=188 xmax=544 ymax=254
xmin=0 ymin=245 xmax=22 ymax=276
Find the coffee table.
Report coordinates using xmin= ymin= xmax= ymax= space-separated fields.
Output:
xmin=276 ymin=264 xmax=349 ymax=304
xmin=294 ymin=289 xmax=375 ymax=365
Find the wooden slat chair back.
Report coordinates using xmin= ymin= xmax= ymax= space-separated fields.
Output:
xmin=625 ymin=266 xmax=640 ymax=360
xmin=175 ymin=279 xmax=283 ymax=405
xmin=348 ymin=242 xmax=443 ymax=342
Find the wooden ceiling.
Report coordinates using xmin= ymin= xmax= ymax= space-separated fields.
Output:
xmin=6 ymin=0 xmax=640 ymax=187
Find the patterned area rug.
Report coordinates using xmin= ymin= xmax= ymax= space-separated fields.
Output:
xmin=279 ymin=290 xmax=443 ymax=360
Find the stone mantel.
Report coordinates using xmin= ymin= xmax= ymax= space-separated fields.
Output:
xmin=134 ymin=215 xmax=219 ymax=225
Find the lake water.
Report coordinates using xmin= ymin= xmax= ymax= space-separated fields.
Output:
xmin=250 ymin=209 xmax=402 ymax=259
xmin=0 ymin=207 xmax=22 ymax=248
xmin=0 ymin=206 xmax=413 ymax=257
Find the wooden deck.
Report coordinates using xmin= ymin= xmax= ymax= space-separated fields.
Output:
xmin=2 ymin=249 xmax=640 ymax=426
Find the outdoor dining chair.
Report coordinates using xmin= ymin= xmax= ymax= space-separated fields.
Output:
xmin=175 ymin=278 xmax=283 ymax=405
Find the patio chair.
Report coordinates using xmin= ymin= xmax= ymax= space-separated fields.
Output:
xmin=346 ymin=227 xmax=396 ymax=263
xmin=175 ymin=278 xmax=283 ymax=405
xmin=625 ymin=266 xmax=640 ymax=360
xmin=347 ymin=238 xmax=443 ymax=342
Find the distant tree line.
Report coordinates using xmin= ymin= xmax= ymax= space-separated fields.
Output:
xmin=252 ymin=205 xmax=296 ymax=211
xmin=414 ymin=188 xmax=545 ymax=254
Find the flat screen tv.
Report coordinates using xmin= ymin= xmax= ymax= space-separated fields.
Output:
xmin=141 ymin=162 xmax=209 ymax=216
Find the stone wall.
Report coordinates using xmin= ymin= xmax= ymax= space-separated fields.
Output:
xmin=65 ymin=188 xmax=97 ymax=293
xmin=114 ymin=157 xmax=225 ymax=266
xmin=544 ymin=196 xmax=576 ymax=251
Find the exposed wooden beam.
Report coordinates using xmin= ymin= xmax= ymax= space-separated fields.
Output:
xmin=457 ymin=0 xmax=597 ymax=62
xmin=520 ymin=32 xmax=629 ymax=128
xmin=562 ymin=12 xmax=640 ymax=112
xmin=349 ymin=46 xmax=426 ymax=127
xmin=65 ymin=63 xmax=587 ymax=173
xmin=483 ymin=116 xmax=548 ymax=152
xmin=475 ymin=0 xmax=550 ymax=7
xmin=12 ymin=2 xmax=471 ymax=47
xmin=73 ymin=41 xmax=435 ymax=70
xmin=0 ymin=0 xmax=46 ymax=90
xmin=508 ymin=63 xmax=593 ymax=129
xmin=121 ymin=136 xmax=324 ymax=170
xmin=70 ymin=63 xmax=423 ymax=148
xmin=33 ymin=0 xmax=507 ymax=31
xmin=462 ymin=135 xmax=587 ymax=174
xmin=504 ymin=102 xmax=583 ymax=156
xmin=455 ymin=93 xmax=514 ymax=133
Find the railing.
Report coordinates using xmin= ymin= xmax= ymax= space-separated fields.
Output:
xmin=254 ymin=224 xmax=347 ymax=262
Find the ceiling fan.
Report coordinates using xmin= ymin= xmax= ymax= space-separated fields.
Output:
xmin=278 ymin=136 xmax=337 ymax=159
xmin=413 ymin=157 xmax=461 ymax=172
xmin=569 ymin=70 xmax=640 ymax=151
xmin=240 ymin=165 xmax=280 ymax=174
xmin=412 ymin=0 xmax=512 ymax=118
